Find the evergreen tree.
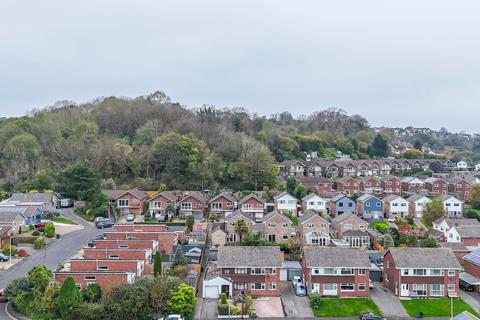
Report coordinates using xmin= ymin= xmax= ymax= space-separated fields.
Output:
xmin=154 ymin=251 xmax=162 ymax=277
xmin=172 ymin=245 xmax=187 ymax=268
xmin=369 ymin=134 xmax=389 ymax=158
xmin=56 ymin=277 xmax=82 ymax=319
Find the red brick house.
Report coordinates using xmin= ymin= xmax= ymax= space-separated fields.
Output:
xmin=104 ymin=188 xmax=148 ymax=216
xmin=178 ymin=192 xmax=207 ymax=217
xmin=83 ymin=248 xmax=152 ymax=262
xmin=447 ymin=177 xmax=472 ymax=201
xmin=104 ymin=231 xmax=178 ymax=253
xmin=94 ymin=239 xmax=158 ymax=254
xmin=115 ymin=224 xmax=168 ymax=232
xmin=70 ymin=259 xmax=145 ymax=277
xmin=148 ymin=191 xmax=178 ymax=213
xmin=297 ymin=176 xmax=333 ymax=194
xmin=208 ymin=192 xmax=237 ymax=216
xmin=55 ymin=271 xmax=135 ymax=291
xmin=359 ymin=176 xmax=381 ymax=194
xmin=401 ymin=177 xmax=425 ymax=193
xmin=381 ymin=175 xmax=401 ymax=195
xmin=302 ymin=247 xmax=371 ymax=297
xmin=238 ymin=193 xmax=265 ymax=222
xmin=336 ymin=177 xmax=360 ymax=196
xmin=217 ymin=246 xmax=282 ymax=297
xmin=383 ymin=248 xmax=460 ymax=297
xmin=424 ymin=178 xmax=449 ymax=196
xmin=463 ymin=249 xmax=480 ymax=284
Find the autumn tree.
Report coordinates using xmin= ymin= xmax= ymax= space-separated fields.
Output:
xmin=422 ymin=198 xmax=446 ymax=227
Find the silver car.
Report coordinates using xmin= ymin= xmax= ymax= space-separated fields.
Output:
xmin=294 ymin=282 xmax=307 ymax=296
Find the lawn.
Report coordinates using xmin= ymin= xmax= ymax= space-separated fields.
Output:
xmin=311 ymin=298 xmax=382 ymax=317
xmin=52 ymin=217 xmax=78 ymax=225
xmin=401 ymin=298 xmax=479 ymax=317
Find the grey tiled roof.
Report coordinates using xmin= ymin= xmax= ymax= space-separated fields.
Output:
xmin=0 ymin=207 xmax=27 ymax=223
xmin=457 ymin=225 xmax=480 ymax=238
xmin=9 ymin=192 xmax=55 ymax=203
xmin=406 ymin=194 xmax=430 ymax=202
xmin=298 ymin=211 xmax=328 ymax=224
xmin=387 ymin=248 xmax=461 ymax=269
xmin=342 ymin=230 xmax=369 ymax=237
xmin=262 ymin=210 xmax=291 ymax=223
xmin=303 ymin=247 xmax=370 ymax=268
xmin=217 ymin=246 xmax=282 ymax=267
xmin=224 ymin=211 xmax=254 ymax=223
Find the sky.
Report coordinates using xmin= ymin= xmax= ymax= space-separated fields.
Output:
xmin=1 ymin=1 xmax=479 ymax=132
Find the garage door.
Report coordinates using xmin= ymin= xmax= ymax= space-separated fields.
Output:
xmin=280 ymin=269 xmax=288 ymax=281
xmin=204 ymin=286 xmax=219 ymax=299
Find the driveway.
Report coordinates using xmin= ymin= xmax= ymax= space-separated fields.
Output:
xmin=370 ymin=282 xmax=409 ymax=318
xmin=253 ymin=297 xmax=284 ymax=318
xmin=281 ymin=281 xmax=313 ymax=318
xmin=198 ymin=298 xmax=218 ymax=320
xmin=460 ymin=291 xmax=480 ymax=314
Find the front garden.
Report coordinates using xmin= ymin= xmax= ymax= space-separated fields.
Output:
xmin=309 ymin=294 xmax=382 ymax=317
xmin=401 ymin=298 xmax=479 ymax=317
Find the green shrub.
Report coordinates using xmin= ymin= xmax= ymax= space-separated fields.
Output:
xmin=2 ymin=244 xmax=16 ymax=256
xmin=220 ymin=292 xmax=227 ymax=304
xmin=28 ymin=225 xmax=34 ymax=231
xmin=245 ymin=293 xmax=253 ymax=310
xmin=32 ymin=230 xmax=40 ymax=236
xmin=309 ymin=293 xmax=322 ymax=309
xmin=44 ymin=224 xmax=55 ymax=238
xmin=218 ymin=303 xmax=229 ymax=315
xmin=16 ymin=236 xmax=38 ymax=244
xmin=34 ymin=236 xmax=45 ymax=250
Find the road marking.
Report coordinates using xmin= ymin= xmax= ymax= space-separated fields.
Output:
xmin=5 ymin=302 xmax=19 ymax=320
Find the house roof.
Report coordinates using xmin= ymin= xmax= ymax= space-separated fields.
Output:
xmin=217 ymin=246 xmax=282 ymax=268
xmin=9 ymin=192 xmax=55 ymax=203
xmin=343 ymin=230 xmax=369 ymax=237
xmin=103 ymin=189 xmax=128 ymax=200
xmin=297 ymin=176 xmax=331 ymax=185
xmin=301 ymin=193 xmax=324 ymax=202
xmin=151 ymin=191 xmax=178 ymax=202
xmin=224 ymin=211 xmax=254 ymax=223
xmin=439 ymin=194 xmax=462 ymax=202
xmin=426 ymin=229 xmax=444 ymax=239
xmin=359 ymin=176 xmax=380 ymax=183
xmin=180 ymin=191 xmax=207 ymax=204
xmin=262 ymin=210 xmax=291 ymax=224
xmin=463 ymin=249 xmax=480 ymax=266
xmin=209 ymin=192 xmax=236 ymax=204
xmin=357 ymin=194 xmax=378 ymax=202
xmin=406 ymin=194 xmax=430 ymax=202
xmin=382 ymin=194 xmax=406 ymax=203
xmin=273 ymin=191 xmax=297 ymax=201
xmin=280 ymin=159 xmax=305 ymax=167
xmin=456 ymin=225 xmax=480 ymax=238
xmin=238 ymin=193 xmax=265 ymax=205
xmin=303 ymin=247 xmax=370 ymax=268
xmin=298 ymin=211 xmax=328 ymax=224
xmin=331 ymin=194 xmax=350 ymax=203
xmin=0 ymin=206 xmax=27 ymax=223
xmin=439 ymin=242 xmax=469 ymax=252
xmin=0 ymin=226 xmax=12 ymax=237
xmin=331 ymin=212 xmax=362 ymax=224
xmin=386 ymin=248 xmax=460 ymax=269
xmin=380 ymin=175 xmax=398 ymax=182
xmin=434 ymin=218 xmax=479 ymax=227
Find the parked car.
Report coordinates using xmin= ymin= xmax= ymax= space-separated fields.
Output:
xmin=0 ymin=289 xmax=7 ymax=302
xmin=0 ymin=253 xmax=9 ymax=262
xmin=95 ymin=217 xmax=109 ymax=223
xmin=87 ymin=240 xmax=96 ymax=248
xmin=369 ymin=279 xmax=374 ymax=289
xmin=459 ymin=279 xmax=475 ymax=292
xmin=95 ymin=233 xmax=106 ymax=240
xmin=126 ymin=213 xmax=135 ymax=222
xmin=159 ymin=315 xmax=184 ymax=320
xmin=294 ymin=282 xmax=307 ymax=296
xmin=292 ymin=276 xmax=302 ymax=287
xmin=96 ymin=221 xmax=113 ymax=229
xmin=35 ymin=220 xmax=53 ymax=228
xmin=360 ymin=312 xmax=384 ymax=320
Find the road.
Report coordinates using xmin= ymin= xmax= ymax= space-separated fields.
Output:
xmin=0 ymin=209 xmax=103 ymax=319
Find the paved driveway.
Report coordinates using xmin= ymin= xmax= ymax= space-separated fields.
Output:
xmin=460 ymin=291 xmax=480 ymax=315
xmin=199 ymin=298 xmax=218 ymax=320
xmin=281 ymin=281 xmax=313 ymax=318
xmin=370 ymin=282 xmax=409 ymax=318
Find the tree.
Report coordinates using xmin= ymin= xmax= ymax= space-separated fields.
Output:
xmin=413 ymin=140 xmax=423 ymax=151
xmin=153 ymin=251 xmax=162 ymax=277
xmin=422 ymin=198 xmax=446 ymax=227
xmin=286 ymin=176 xmax=297 ymax=195
xmin=185 ymin=215 xmax=194 ymax=233
xmin=57 ymin=277 xmax=82 ymax=318
xmin=171 ymin=245 xmax=187 ymax=268
xmin=82 ymin=284 xmax=102 ymax=303
xmin=420 ymin=236 xmax=438 ymax=248
xmin=44 ymin=223 xmax=56 ymax=238
xmin=470 ymin=185 xmax=480 ymax=209
xmin=150 ymin=276 xmax=180 ymax=315
xmin=233 ymin=219 xmax=249 ymax=243
xmin=368 ymin=134 xmax=389 ymax=158
xmin=28 ymin=169 xmax=54 ymax=192
xmin=2 ymin=133 xmax=42 ymax=182
xmin=383 ymin=234 xmax=395 ymax=250
xmin=167 ymin=284 xmax=196 ymax=320
xmin=57 ymin=161 xmax=99 ymax=201
xmin=27 ymin=264 xmax=53 ymax=294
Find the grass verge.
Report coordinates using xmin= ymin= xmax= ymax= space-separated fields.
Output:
xmin=52 ymin=217 xmax=78 ymax=225
xmin=311 ymin=298 xmax=382 ymax=317
xmin=401 ymin=298 xmax=479 ymax=317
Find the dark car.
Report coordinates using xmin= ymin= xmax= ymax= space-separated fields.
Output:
xmin=87 ymin=240 xmax=96 ymax=248
xmin=95 ymin=233 xmax=106 ymax=240
xmin=360 ymin=312 xmax=384 ymax=320
xmin=0 ymin=289 xmax=7 ymax=302
xmin=96 ymin=221 xmax=113 ymax=229
xmin=0 ymin=253 xmax=9 ymax=262
xmin=459 ymin=279 xmax=475 ymax=292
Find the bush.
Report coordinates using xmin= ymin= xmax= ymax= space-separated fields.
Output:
xmin=218 ymin=303 xmax=229 ymax=315
xmin=16 ymin=236 xmax=38 ymax=244
xmin=17 ymin=249 xmax=27 ymax=257
xmin=3 ymin=244 xmax=17 ymax=256
xmin=44 ymin=224 xmax=55 ymax=238
xmin=309 ymin=293 xmax=322 ymax=309
xmin=34 ymin=236 xmax=45 ymax=250
xmin=220 ymin=292 xmax=227 ymax=304
xmin=28 ymin=225 xmax=34 ymax=231
xmin=32 ymin=230 xmax=40 ymax=236
xmin=43 ymin=211 xmax=60 ymax=220
xmin=82 ymin=284 xmax=102 ymax=303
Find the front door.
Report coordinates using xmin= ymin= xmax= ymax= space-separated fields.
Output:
xmin=323 ymin=283 xmax=337 ymax=296
xmin=312 ymin=283 xmax=320 ymax=294
xmin=400 ymin=284 xmax=409 ymax=297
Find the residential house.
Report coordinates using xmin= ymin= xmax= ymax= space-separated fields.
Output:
xmin=406 ymin=194 xmax=432 ymax=218
xmin=383 ymin=195 xmax=409 ymax=219
xmin=94 ymin=239 xmax=158 ymax=254
xmin=8 ymin=192 xmax=59 ymax=209
xmin=463 ymin=249 xmax=480 ymax=285
xmin=302 ymin=247 xmax=371 ymax=297
xmin=55 ymin=271 xmax=135 ymax=290
xmin=432 ymin=218 xmax=479 ymax=237
xmin=217 ymin=246 xmax=282 ymax=297
xmin=439 ymin=243 xmax=472 ymax=265
xmin=381 ymin=175 xmax=402 ymax=195
xmin=329 ymin=194 xmax=356 ymax=216
xmin=336 ymin=177 xmax=360 ymax=196
xmin=424 ymin=178 xmax=449 ymax=196
xmin=456 ymin=161 xmax=469 ymax=170
xmin=238 ymin=193 xmax=265 ymax=222
xmin=383 ymin=248 xmax=461 ymax=297
xmin=401 ymin=177 xmax=426 ymax=194
xmin=298 ymin=211 xmax=330 ymax=246
xmin=0 ymin=206 xmax=42 ymax=232
xmin=208 ymin=192 xmax=237 ymax=216
xmin=445 ymin=225 xmax=480 ymax=246
xmin=447 ymin=177 xmax=471 ymax=201
xmin=280 ymin=160 xmax=306 ymax=177
xmin=359 ymin=176 xmax=382 ymax=194
xmin=103 ymin=231 xmax=178 ymax=253
xmin=224 ymin=211 xmax=254 ymax=243
xmin=297 ymin=176 xmax=333 ymax=194
xmin=104 ymin=188 xmax=148 ymax=216
xmin=331 ymin=213 xmax=370 ymax=248
xmin=178 ymin=192 xmax=207 ymax=218
xmin=440 ymin=194 xmax=463 ymax=218
xmin=69 ymin=259 xmax=145 ymax=277
xmin=356 ymin=194 xmax=383 ymax=220
xmin=148 ymin=191 xmax=178 ymax=214
xmin=262 ymin=211 xmax=292 ymax=244
xmin=211 ymin=225 xmax=227 ymax=247
xmin=274 ymin=192 xmax=298 ymax=213
xmin=301 ymin=193 xmax=327 ymax=213
xmin=83 ymin=248 xmax=152 ymax=263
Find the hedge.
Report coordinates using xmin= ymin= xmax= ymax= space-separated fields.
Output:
xmin=16 ymin=236 xmax=39 ymax=244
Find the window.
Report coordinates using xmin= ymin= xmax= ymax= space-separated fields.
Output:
xmin=340 ymin=268 xmax=354 ymax=275
xmin=413 ymin=269 xmax=426 ymax=276
xmin=109 ymin=255 xmax=120 ymax=259
xmin=340 ymin=283 xmax=354 ymax=292
xmin=282 ymin=222 xmax=289 ymax=228
xmin=359 ymin=224 xmax=366 ymax=229
xmin=430 ymin=284 xmax=444 ymax=296
xmin=180 ymin=202 xmax=192 ymax=210
xmin=268 ymin=222 xmax=276 ymax=227
xmin=413 ymin=284 xmax=427 ymax=296
xmin=97 ymin=266 xmax=109 ymax=271
xmin=234 ymin=283 xmax=246 ymax=290
xmin=358 ymin=283 xmax=366 ymax=291
xmin=448 ymin=284 xmax=455 ymax=292
xmin=268 ymin=283 xmax=276 ymax=290
xmin=267 ymin=268 xmax=276 ymax=275
xmin=84 ymin=276 xmax=96 ymax=280
xmin=348 ymin=203 xmax=353 ymax=207
xmin=268 ymin=234 xmax=276 ymax=242
xmin=365 ymin=202 xmax=370 ymax=207
xmin=251 ymin=268 xmax=265 ymax=275
xmin=345 ymin=223 xmax=353 ymax=230
xmin=235 ymin=268 xmax=247 ymax=274
xmin=358 ymin=269 xmax=366 ymax=275
xmin=150 ymin=201 xmax=162 ymax=209
xmin=313 ymin=268 xmax=320 ymax=275
xmin=306 ymin=223 xmax=315 ymax=228
xmin=402 ymin=269 xmax=409 ymax=276
xmin=242 ymin=203 xmax=252 ymax=211
xmin=211 ymin=202 xmax=223 ymax=210
xmin=282 ymin=235 xmax=288 ymax=240
xmin=119 ymin=245 xmax=129 ymax=249
xmin=339 ymin=203 xmax=344 ymax=207
xmin=430 ymin=269 xmax=443 ymax=276
xmin=118 ymin=199 xmax=129 ymax=207
xmin=448 ymin=269 xmax=455 ymax=276
xmin=251 ymin=283 xmax=265 ymax=290
xmin=321 ymin=223 xmax=328 ymax=228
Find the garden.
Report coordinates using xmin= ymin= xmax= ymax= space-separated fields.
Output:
xmin=217 ymin=292 xmax=253 ymax=318
xmin=401 ymin=298 xmax=479 ymax=317
xmin=309 ymin=294 xmax=382 ymax=317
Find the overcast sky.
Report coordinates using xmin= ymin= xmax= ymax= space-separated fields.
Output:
xmin=1 ymin=1 xmax=479 ymax=132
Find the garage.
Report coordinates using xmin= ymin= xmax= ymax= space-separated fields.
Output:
xmin=204 ymin=286 xmax=220 ymax=299
xmin=202 ymin=274 xmax=232 ymax=299
xmin=281 ymin=261 xmax=302 ymax=281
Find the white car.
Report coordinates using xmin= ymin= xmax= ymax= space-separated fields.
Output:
xmin=159 ymin=315 xmax=184 ymax=320
xmin=126 ymin=213 xmax=135 ymax=222
xmin=369 ymin=279 xmax=374 ymax=289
